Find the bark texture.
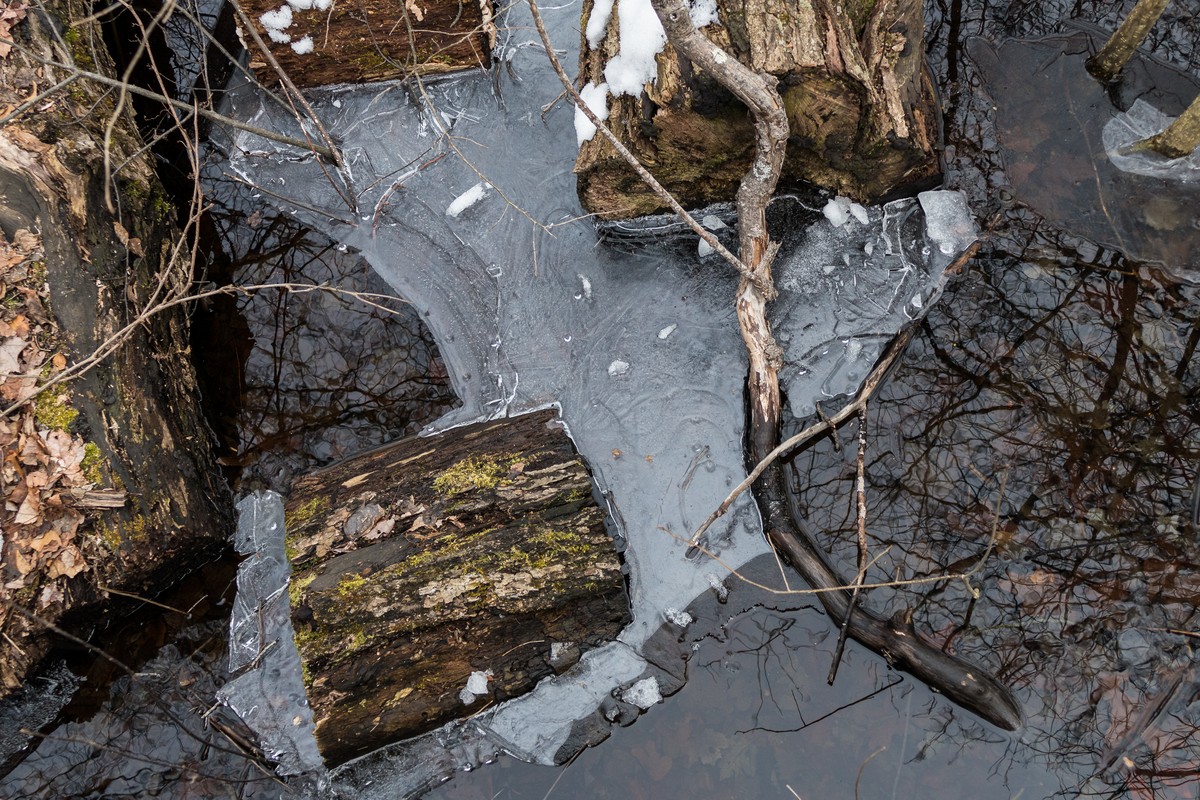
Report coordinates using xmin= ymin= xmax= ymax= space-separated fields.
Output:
xmin=0 ymin=1 xmax=231 ymax=693
xmin=235 ymin=0 xmax=496 ymax=87
xmin=284 ymin=409 xmax=629 ymax=767
xmin=576 ymin=0 xmax=940 ymax=218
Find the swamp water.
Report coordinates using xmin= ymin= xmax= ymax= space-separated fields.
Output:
xmin=3 ymin=0 xmax=1200 ymax=797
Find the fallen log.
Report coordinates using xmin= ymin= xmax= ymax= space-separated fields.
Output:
xmin=234 ymin=0 xmax=497 ymax=87
xmin=283 ymin=409 xmax=630 ymax=766
xmin=0 ymin=0 xmax=231 ymax=695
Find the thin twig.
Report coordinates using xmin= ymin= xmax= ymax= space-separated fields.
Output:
xmin=0 ymin=37 xmax=338 ymax=157
xmin=1 ymin=282 xmax=413 ymax=418
xmin=827 ymin=404 xmax=869 ymax=684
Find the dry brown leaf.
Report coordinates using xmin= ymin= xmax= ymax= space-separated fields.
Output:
xmin=0 ymin=3 xmax=27 ymax=60
xmin=43 ymin=429 xmax=85 ymax=483
xmin=0 ymin=337 xmax=26 ymax=377
xmin=11 ymin=547 xmax=34 ymax=577
xmin=37 ymin=583 xmax=64 ymax=609
xmin=29 ymin=529 xmax=62 ymax=553
xmin=47 ymin=545 xmax=87 ymax=579
xmin=51 ymin=353 xmax=66 ymax=370
xmin=112 ymin=221 xmax=145 ymax=257
xmin=13 ymin=491 xmax=41 ymax=526
xmin=11 ymin=229 xmax=39 ymax=252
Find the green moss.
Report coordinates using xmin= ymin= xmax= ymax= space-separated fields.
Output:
xmin=125 ymin=514 xmax=149 ymax=543
xmin=432 ymin=453 xmax=523 ymax=496
xmin=337 ymin=573 xmax=368 ymax=598
xmin=81 ymin=442 xmax=104 ymax=484
xmin=34 ymin=388 xmax=79 ymax=431
xmin=289 ymin=572 xmax=316 ymax=606
xmin=96 ymin=520 xmax=122 ymax=550
xmin=285 ymin=495 xmax=329 ymax=532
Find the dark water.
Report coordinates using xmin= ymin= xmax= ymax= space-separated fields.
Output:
xmin=4 ymin=0 xmax=1200 ymax=797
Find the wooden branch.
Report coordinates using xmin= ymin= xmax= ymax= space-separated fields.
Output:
xmin=1086 ymin=0 xmax=1172 ymax=83
xmin=650 ymin=0 xmax=790 ymax=464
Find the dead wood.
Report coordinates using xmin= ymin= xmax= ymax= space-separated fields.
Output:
xmin=284 ymin=409 xmax=629 ymax=766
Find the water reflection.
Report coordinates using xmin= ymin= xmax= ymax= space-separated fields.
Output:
xmin=794 ymin=257 xmax=1200 ymax=798
xmin=193 ymin=187 xmax=460 ymax=486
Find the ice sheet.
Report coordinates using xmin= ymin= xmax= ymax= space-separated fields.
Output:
xmin=1103 ymin=99 xmax=1200 ymax=181
xmin=217 ymin=493 xmax=323 ymax=776
xmin=210 ymin=0 xmax=975 ymax=788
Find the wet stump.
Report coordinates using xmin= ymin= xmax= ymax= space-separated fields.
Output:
xmin=284 ymin=409 xmax=629 ymax=766
xmin=576 ymin=0 xmax=940 ymax=218
xmin=235 ymin=0 xmax=496 ymax=87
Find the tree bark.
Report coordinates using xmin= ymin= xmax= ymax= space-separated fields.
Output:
xmin=0 ymin=0 xmax=230 ymax=695
xmin=577 ymin=0 xmax=940 ymax=219
xmin=284 ymin=409 xmax=629 ymax=767
xmin=234 ymin=0 xmax=497 ymax=87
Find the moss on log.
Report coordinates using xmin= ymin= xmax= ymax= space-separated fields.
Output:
xmin=575 ymin=0 xmax=941 ymax=218
xmin=0 ymin=0 xmax=230 ymax=693
xmin=235 ymin=0 xmax=496 ymax=87
xmin=284 ymin=409 xmax=629 ymax=766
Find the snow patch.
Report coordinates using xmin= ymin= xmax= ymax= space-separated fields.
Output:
xmin=459 ymin=669 xmax=493 ymax=704
xmin=607 ymin=359 xmax=630 ymax=377
xmin=260 ymin=5 xmax=293 ymax=32
xmin=575 ymin=82 xmax=610 ymax=146
xmin=586 ymin=0 xmax=616 ymax=48
xmin=689 ymin=0 xmax=720 ymax=28
xmin=603 ymin=0 xmax=666 ymax=97
xmin=823 ymin=196 xmax=869 ymax=228
xmin=657 ymin=324 xmax=677 ymax=340
xmin=664 ymin=607 xmax=692 ymax=627
xmin=446 ymin=182 xmax=490 ymax=217
xmin=290 ymin=35 xmax=313 ymax=54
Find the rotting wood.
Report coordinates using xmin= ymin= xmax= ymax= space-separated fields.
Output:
xmin=233 ymin=0 xmax=497 ymax=88
xmin=284 ymin=409 xmax=629 ymax=767
xmin=0 ymin=0 xmax=231 ymax=695
xmin=575 ymin=0 xmax=941 ymax=219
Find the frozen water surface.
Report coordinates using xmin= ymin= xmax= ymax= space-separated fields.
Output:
xmin=210 ymin=0 xmax=976 ymax=790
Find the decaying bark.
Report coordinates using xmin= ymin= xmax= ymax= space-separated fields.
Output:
xmin=0 ymin=1 xmax=230 ymax=693
xmin=284 ymin=409 xmax=629 ymax=766
xmin=234 ymin=0 xmax=497 ymax=87
xmin=577 ymin=0 xmax=940 ymax=219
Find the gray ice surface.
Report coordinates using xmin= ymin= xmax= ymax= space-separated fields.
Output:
xmin=209 ymin=0 xmax=976 ymax=789
xmin=1103 ymin=99 xmax=1200 ymax=181
xmin=217 ymin=493 xmax=323 ymax=776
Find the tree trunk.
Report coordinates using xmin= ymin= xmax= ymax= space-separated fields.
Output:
xmin=284 ymin=409 xmax=629 ymax=767
xmin=0 ymin=0 xmax=230 ymax=695
xmin=576 ymin=0 xmax=940 ymax=219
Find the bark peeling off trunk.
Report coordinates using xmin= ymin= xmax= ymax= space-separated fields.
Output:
xmin=0 ymin=1 xmax=230 ymax=694
xmin=235 ymin=0 xmax=496 ymax=87
xmin=284 ymin=409 xmax=629 ymax=767
xmin=576 ymin=0 xmax=940 ymax=219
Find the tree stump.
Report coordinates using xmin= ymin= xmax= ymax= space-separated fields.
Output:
xmin=0 ymin=0 xmax=230 ymax=694
xmin=575 ymin=0 xmax=941 ymax=218
xmin=234 ymin=0 xmax=496 ymax=87
xmin=283 ymin=409 xmax=629 ymax=766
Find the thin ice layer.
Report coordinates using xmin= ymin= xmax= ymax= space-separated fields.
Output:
xmin=217 ymin=493 xmax=323 ymax=776
xmin=212 ymin=0 xmax=976 ymax=787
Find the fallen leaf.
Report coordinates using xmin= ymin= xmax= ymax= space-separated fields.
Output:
xmin=0 ymin=337 xmax=26 ymax=377
xmin=47 ymin=544 xmax=88 ymax=579
xmin=51 ymin=353 xmax=66 ymax=370
xmin=0 ymin=2 xmax=29 ymax=60
xmin=13 ymin=490 xmax=41 ymax=525
xmin=37 ymin=582 xmax=64 ymax=609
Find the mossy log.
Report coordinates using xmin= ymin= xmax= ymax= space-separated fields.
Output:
xmin=575 ymin=0 xmax=940 ymax=218
xmin=284 ymin=409 xmax=629 ymax=767
xmin=235 ymin=0 xmax=496 ymax=88
xmin=0 ymin=1 xmax=230 ymax=694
